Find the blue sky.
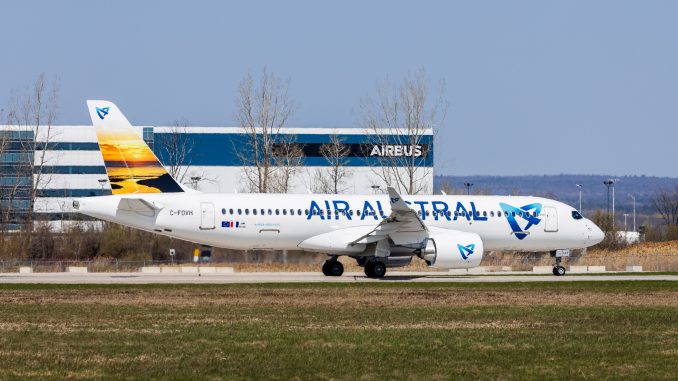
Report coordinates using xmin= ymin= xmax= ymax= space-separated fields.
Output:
xmin=1 ymin=1 xmax=676 ymax=177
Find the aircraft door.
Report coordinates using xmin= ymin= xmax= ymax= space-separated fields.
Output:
xmin=200 ymin=202 xmax=215 ymax=230
xmin=543 ymin=206 xmax=558 ymax=232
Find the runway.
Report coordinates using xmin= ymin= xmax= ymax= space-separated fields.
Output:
xmin=0 ymin=272 xmax=676 ymax=284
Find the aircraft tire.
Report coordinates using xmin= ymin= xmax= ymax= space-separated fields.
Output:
xmin=364 ymin=262 xmax=375 ymax=277
xmin=322 ymin=260 xmax=344 ymax=277
xmin=554 ymin=265 xmax=566 ymax=276
xmin=365 ymin=261 xmax=386 ymax=278
xmin=321 ymin=261 xmax=331 ymax=276
xmin=328 ymin=260 xmax=344 ymax=277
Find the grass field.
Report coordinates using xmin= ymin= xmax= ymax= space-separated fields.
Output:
xmin=0 ymin=282 xmax=676 ymax=380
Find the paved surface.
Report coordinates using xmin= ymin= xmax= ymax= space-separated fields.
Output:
xmin=0 ymin=272 xmax=676 ymax=284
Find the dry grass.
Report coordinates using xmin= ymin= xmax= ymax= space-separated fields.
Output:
xmin=587 ymin=240 xmax=678 ymax=256
xmin=1 ymin=284 xmax=675 ymax=308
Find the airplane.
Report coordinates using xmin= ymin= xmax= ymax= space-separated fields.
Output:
xmin=73 ymin=100 xmax=605 ymax=277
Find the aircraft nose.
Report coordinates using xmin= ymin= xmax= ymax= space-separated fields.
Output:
xmin=588 ymin=221 xmax=605 ymax=245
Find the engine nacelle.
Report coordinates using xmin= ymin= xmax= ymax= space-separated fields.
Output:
xmin=419 ymin=231 xmax=484 ymax=269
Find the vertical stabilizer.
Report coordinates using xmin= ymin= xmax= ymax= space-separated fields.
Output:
xmin=86 ymin=100 xmax=183 ymax=194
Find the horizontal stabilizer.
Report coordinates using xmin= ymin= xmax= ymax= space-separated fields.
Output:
xmin=117 ymin=198 xmax=161 ymax=217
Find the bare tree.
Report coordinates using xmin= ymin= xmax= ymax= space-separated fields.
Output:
xmin=270 ymin=142 xmax=304 ymax=193
xmin=154 ymin=118 xmax=194 ymax=184
xmin=653 ymin=187 xmax=678 ymax=226
xmin=360 ymin=69 xmax=447 ymax=195
xmin=313 ymin=135 xmax=351 ymax=194
xmin=4 ymin=74 xmax=59 ymax=232
xmin=234 ymin=68 xmax=295 ymax=193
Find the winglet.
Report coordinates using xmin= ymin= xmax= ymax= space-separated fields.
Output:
xmin=387 ymin=187 xmax=410 ymax=212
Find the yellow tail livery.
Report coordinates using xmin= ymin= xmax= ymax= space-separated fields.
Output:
xmin=87 ymin=100 xmax=184 ymax=194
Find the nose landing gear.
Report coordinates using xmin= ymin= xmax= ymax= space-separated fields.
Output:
xmin=552 ymin=265 xmax=566 ymax=276
xmin=551 ymin=251 xmax=567 ymax=276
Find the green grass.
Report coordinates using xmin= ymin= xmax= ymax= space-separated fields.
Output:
xmin=0 ymin=282 xmax=676 ymax=380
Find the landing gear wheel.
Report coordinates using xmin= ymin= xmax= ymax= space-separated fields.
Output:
xmin=553 ymin=265 xmax=566 ymax=276
xmin=364 ymin=260 xmax=386 ymax=278
xmin=322 ymin=259 xmax=344 ymax=277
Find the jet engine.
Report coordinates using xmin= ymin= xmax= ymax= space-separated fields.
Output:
xmin=418 ymin=231 xmax=484 ymax=269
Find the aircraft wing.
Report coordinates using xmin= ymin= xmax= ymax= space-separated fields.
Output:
xmin=298 ymin=187 xmax=429 ymax=253
xmin=349 ymin=187 xmax=427 ymax=245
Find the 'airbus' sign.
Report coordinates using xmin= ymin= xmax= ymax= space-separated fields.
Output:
xmin=370 ymin=144 xmax=423 ymax=157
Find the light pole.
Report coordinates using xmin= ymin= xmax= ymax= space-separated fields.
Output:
xmin=603 ymin=179 xmax=617 ymax=230
xmin=603 ymin=180 xmax=613 ymax=214
xmin=628 ymin=193 xmax=636 ymax=232
xmin=576 ymin=184 xmax=583 ymax=212
xmin=463 ymin=182 xmax=474 ymax=195
xmin=623 ymin=213 xmax=629 ymax=232
xmin=370 ymin=185 xmax=380 ymax=195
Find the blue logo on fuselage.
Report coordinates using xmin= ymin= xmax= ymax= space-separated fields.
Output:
xmin=500 ymin=202 xmax=542 ymax=240
xmin=457 ymin=243 xmax=475 ymax=260
xmin=96 ymin=106 xmax=110 ymax=120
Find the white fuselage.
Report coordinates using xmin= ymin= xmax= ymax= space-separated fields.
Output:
xmin=75 ymin=193 xmax=604 ymax=253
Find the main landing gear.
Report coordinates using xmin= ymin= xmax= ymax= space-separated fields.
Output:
xmin=322 ymin=257 xmax=344 ymax=277
xmin=321 ymin=257 xmax=387 ymax=278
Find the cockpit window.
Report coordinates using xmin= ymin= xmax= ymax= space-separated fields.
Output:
xmin=572 ymin=211 xmax=583 ymax=220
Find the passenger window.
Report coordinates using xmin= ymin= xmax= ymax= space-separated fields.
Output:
xmin=305 ymin=209 xmax=309 ymax=215
xmin=572 ymin=211 xmax=583 ymax=220
xmin=490 ymin=211 xmax=494 ymax=217
xmin=511 ymin=211 xmax=515 ymax=217
xmin=221 ymin=208 xmax=226 ymax=215
xmin=229 ymin=208 xmax=233 ymax=215
xmin=245 ymin=209 xmax=249 ymax=215
xmin=298 ymin=209 xmax=302 ymax=216
xmin=238 ymin=209 xmax=242 ymax=215
xmin=253 ymin=209 xmax=257 ymax=215
xmin=349 ymin=210 xmax=354 ymax=216
xmin=275 ymin=209 xmax=280 ymax=215
xmin=425 ymin=211 xmax=430 ymax=216
xmin=290 ymin=209 xmax=294 ymax=215
xmin=483 ymin=211 xmax=487 ymax=217
xmin=282 ymin=209 xmax=287 ymax=215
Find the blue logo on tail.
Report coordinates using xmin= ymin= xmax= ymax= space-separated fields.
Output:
xmin=500 ymin=202 xmax=542 ymax=240
xmin=96 ymin=107 xmax=110 ymax=120
xmin=457 ymin=243 xmax=475 ymax=260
